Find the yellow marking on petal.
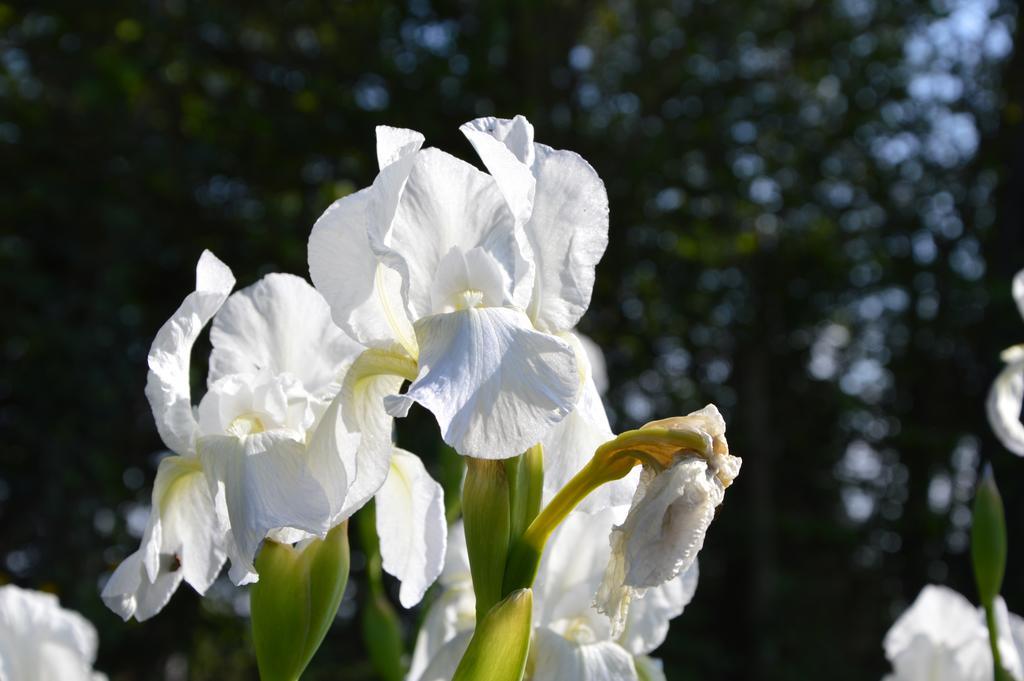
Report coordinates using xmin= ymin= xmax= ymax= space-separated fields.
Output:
xmin=375 ymin=263 xmax=419 ymax=360
xmin=227 ymin=413 xmax=266 ymax=437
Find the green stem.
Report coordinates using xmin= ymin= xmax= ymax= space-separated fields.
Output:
xmin=983 ymin=601 xmax=1008 ymax=681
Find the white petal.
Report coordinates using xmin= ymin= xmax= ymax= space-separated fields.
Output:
xmin=0 ymin=586 xmax=104 ymax=681
xmin=100 ymin=550 xmax=184 ymax=622
xmin=389 ymin=307 xmax=579 ymax=459
xmin=144 ymin=455 xmax=227 ymax=593
xmin=522 ymin=143 xmax=608 ymax=332
xmin=534 ymin=507 xmax=623 ymax=634
xmin=334 ymin=349 xmax=412 ymax=520
xmin=208 ymin=273 xmax=361 ymax=399
xmin=618 ymin=561 xmax=699 ymax=656
xmin=462 ymin=117 xmax=609 ymax=333
xmin=543 ymin=333 xmax=638 ymax=512
xmin=374 ymin=450 xmax=447 ymax=608
xmin=305 ymin=393 xmax=363 ymax=526
xmin=408 ymin=581 xmax=476 ymax=681
xmin=145 ymin=250 xmax=235 ymax=454
xmin=308 ymin=187 xmax=419 ymax=357
xmin=531 ymin=629 xmax=638 ymax=681
xmin=1014 ymin=269 xmax=1024 ymax=321
xmin=199 ymin=432 xmax=332 ymax=581
xmin=410 ymin=631 xmax=472 ymax=681
xmin=376 ymin=125 xmax=425 ymax=169
xmin=378 ymin=148 xmax=524 ymax=320
xmin=987 ymin=359 xmax=1024 ymax=456
xmin=460 ymin=116 xmax=537 ymax=225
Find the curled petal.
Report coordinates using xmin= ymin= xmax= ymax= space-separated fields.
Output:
xmin=305 ymin=393 xmax=363 ymax=526
xmin=145 ymin=250 xmax=235 ymax=455
xmin=386 ymin=307 xmax=579 ymax=459
xmin=987 ymin=358 xmax=1024 ymax=456
xmin=462 ymin=116 xmax=609 ymax=333
xmin=374 ymin=449 xmax=448 ymax=608
xmin=309 ymin=187 xmax=418 ymax=357
xmin=1015 ymin=269 xmax=1024 ymax=321
xmin=209 ymin=273 xmax=361 ymax=399
xmin=100 ymin=550 xmax=183 ymax=623
xmin=199 ymin=432 xmax=332 ymax=582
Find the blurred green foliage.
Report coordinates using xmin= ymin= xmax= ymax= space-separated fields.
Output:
xmin=1 ymin=0 xmax=1022 ymax=679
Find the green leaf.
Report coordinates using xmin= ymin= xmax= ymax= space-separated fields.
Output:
xmin=250 ymin=522 xmax=350 ymax=681
xmin=452 ymin=589 xmax=533 ymax=681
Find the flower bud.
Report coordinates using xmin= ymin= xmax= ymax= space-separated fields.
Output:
xmin=250 ymin=522 xmax=350 ymax=681
xmin=452 ymin=589 xmax=533 ymax=681
xmin=972 ymin=464 xmax=1007 ymax=607
xmin=463 ymin=458 xmax=511 ymax=621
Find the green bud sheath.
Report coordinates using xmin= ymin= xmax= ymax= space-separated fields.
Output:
xmin=250 ymin=522 xmax=351 ymax=681
xmin=971 ymin=465 xmax=1010 ymax=680
xmin=506 ymin=445 xmax=544 ymax=544
xmin=463 ymin=458 xmax=511 ymax=622
xmin=362 ymin=592 xmax=406 ymax=681
xmin=972 ymin=464 xmax=1007 ymax=606
xmin=452 ymin=589 xmax=533 ymax=681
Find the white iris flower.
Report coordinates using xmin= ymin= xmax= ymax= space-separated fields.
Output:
xmin=408 ymin=508 xmax=697 ymax=681
xmin=988 ymin=270 xmax=1024 ymax=456
xmin=883 ymin=585 xmax=1024 ymax=681
xmin=309 ymin=115 xmax=609 ymax=460
xmin=103 ymin=251 xmax=447 ymax=620
xmin=0 ymin=585 xmax=106 ymax=681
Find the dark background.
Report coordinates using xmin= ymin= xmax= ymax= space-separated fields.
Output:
xmin=2 ymin=1 xmax=1023 ymax=679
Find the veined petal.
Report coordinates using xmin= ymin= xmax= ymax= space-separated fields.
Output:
xmin=198 ymin=432 xmax=332 ymax=581
xmin=543 ymin=333 xmax=638 ymax=512
xmin=531 ymin=629 xmax=638 ymax=681
xmin=378 ymin=148 xmax=523 ymax=320
xmin=208 ymin=273 xmax=360 ymax=399
xmin=100 ymin=550 xmax=183 ymax=623
xmin=145 ymin=250 xmax=235 ymax=455
xmin=144 ymin=455 xmax=227 ymax=593
xmin=376 ymin=125 xmax=425 ymax=169
xmin=462 ymin=116 xmax=609 ymax=333
xmin=987 ymin=358 xmax=1024 ymax=456
xmin=618 ymin=561 xmax=699 ymax=656
xmin=335 ymin=348 xmax=415 ymax=520
xmin=308 ymin=187 xmax=418 ymax=357
xmin=305 ymin=393 xmax=363 ymax=526
xmin=522 ymin=143 xmax=609 ymax=332
xmin=460 ymin=116 xmax=537 ymax=226
xmin=387 ymin=307 xmax=579 ymax=459
xmin=374 ymin=449 xmax=447 ymax=608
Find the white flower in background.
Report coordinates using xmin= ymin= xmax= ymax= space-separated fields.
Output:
xmin=104 ymin=251 xmax=447 ymax=620
xmin=408 ymin=507 xmax=697 ymax=681
xmin=595 ymin=405 xmax=740 ymax=635
xmin=0 ymin=585 xmax=106 ymax=681
xmin=883 ymin=585 xmax=1024 ymax=681
xmin=987 ymin=269 xmax=1024 ymax=456
xmin=542 ymin=333 xmax=639 ymax=512
xmin=309 ymin=115 xmax=610 ymax=459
